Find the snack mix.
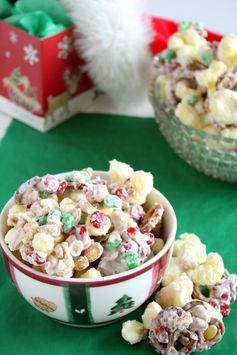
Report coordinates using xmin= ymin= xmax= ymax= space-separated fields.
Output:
xmin=121 ymin=233 xmax=236 ymax=354
xmin=153 ymin=20 xmax=237 ymax=139
xmin=4 ymin=160 xmax=165 ymax=278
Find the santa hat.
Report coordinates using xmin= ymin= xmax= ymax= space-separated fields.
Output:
xmin=59 ymin=0 xmax=222 ymax=106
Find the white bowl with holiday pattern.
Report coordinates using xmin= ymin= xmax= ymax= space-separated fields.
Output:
xmin=0 ymin=171 xmax=177 ymax=327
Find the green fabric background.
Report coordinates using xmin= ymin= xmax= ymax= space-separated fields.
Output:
xmin=0 ymin=113 xmax=236 ymax=355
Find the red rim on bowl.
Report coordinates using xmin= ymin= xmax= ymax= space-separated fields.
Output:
xmin=0 ymin=171 xmax=177 ymax=286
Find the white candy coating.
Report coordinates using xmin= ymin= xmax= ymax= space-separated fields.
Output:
xmin=142 ymin=301 xmax=162 ymax=329
xmin=121 ymin=320 xmax=145 ymax=344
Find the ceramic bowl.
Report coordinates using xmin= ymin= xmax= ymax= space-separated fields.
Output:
xmin=0 ymin=171 xmax=177 ymax=327
xmin=149 ymin=80 xmax=237 ymax=184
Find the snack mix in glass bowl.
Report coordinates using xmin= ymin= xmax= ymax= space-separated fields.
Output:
xmin=149 ymin=20 xmax=237 ymax=183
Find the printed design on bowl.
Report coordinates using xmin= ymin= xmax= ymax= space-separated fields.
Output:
xmin=31 ymin=297 xmax=57 ymax=313
xmin=108 ymin=294 xmax=134 ymax=316
xmin=66 ymin=283 xmax=93 ymax=325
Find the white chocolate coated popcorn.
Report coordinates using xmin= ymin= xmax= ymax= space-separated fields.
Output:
xmin=142 ymin=302 xmax=162 ymax=330
xmin=175 ymin=102 xmax=202 ymax=129
xmin=32 ymin=233 xmax=55 ymax=255
xmin=156 ymin=273 xmax=193 ymax=307
xmin=190 ymin=252 xmax=224 ymax=285
xmin=155 ymin=75 xmax=172 ymax=102
xmin=195 ymin=61 xmax=227 ymax=91
xmin=80 ymin=268 xmax=102 ymax=278
xmin=109 ymin=159 xmax=134 ymax=184
xmin=59 ymin=198 xmax=76 ymax=214
xmin=218 ymin=34 xmax=237 ymax=69
xmin=168 ymin=28 xmax=207 ymax=50
xmin=175 ymin=82 xmax=198 ymax=100
xmin=154 ymin=22 xmax=237 ymax=137
xmin=45 ymin=242 xmax=74 ymax=277
xmin=121 ymin=320 xmax=145 ymax=344
xmin=173 ymin=233 xmax=207 ymax=270
xmin=162 ymin=257 xmax=183 ymax=287
xmin=209 ymin=89 xmax=237 ymax=125
xmin=5 ymin=227 xmax=25 ymax=251
xmin=128 ymin=171 xmax=153 ymax=205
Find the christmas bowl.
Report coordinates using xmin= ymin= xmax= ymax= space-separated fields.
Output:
xmin=149 ymin=80 xmax=237 ymax=184
xmin=0 ymin=171 xmax=177 ymax=327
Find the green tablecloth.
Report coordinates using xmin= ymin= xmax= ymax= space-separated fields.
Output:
xmin=0 ymin=113 xmax=236 ymax=355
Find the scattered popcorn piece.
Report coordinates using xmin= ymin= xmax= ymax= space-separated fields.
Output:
xmin=80 ymin=268 xmax=102 ymax=279
xmin=190 ymin=252 xmax=224 ymax=286
xmin=156 ymin=273 xmax=193 ymax=307
xmin=142 ymin=302 xmax=162 ymax=330
xmin=161 ymin=257 xmax=183 ymax=287
xmin=121 ymin=320 xmax=146 ymax=344
xmin=173 ymin=233 xmax=207 ymax=270
xmin=109 ymin=160 xmax=134 ymax=184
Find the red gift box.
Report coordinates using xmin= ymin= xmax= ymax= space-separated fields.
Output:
xmin=0 ymin=22 xmax=96 ymax=132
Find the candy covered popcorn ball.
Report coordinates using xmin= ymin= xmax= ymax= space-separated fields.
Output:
xmin=121 ymin=232 xmax=236 ymax=354
xmin=150 ymin=20 xmax=237 ymax=183
xmin=3 ymin=161 xmax=167 ymax=279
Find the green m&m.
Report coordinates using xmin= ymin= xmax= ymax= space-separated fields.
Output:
xmin=48 ymin=209 xmax=62 ymax=220
xmin=105 ymin=232 xmax=122 ymax=251
xmin=179 ymin=20 xmax=190 ymax=31
xmin=122 ymin=251 xmax=141 ymax=270
xmin=104 ymin=194 xmax=122 ymax=209
xmin=158 ymin=49 xmax=176 ymax=63
xmin=39 ymin=215 xmax=47 ymax=225
xmin=62 ymin=214 xmax=75 ymax=233
xmin=186 ymin=94 xmax=199 ymax=105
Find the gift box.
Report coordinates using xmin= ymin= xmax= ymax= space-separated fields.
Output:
xmin=0 ymin=4 xmax=96 ymax=132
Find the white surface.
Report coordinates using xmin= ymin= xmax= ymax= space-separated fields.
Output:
xmin=140 ymin=0 xmax=237 ymax=34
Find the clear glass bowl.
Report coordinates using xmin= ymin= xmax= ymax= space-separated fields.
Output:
xmin=149 ymin=79 xmax=237 ymax=183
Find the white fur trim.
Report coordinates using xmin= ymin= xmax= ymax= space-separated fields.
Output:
xmin=60 ymin=0 xmax=153 ymax=106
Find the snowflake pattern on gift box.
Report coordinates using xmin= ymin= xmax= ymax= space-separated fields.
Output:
xmin=23 ymin=44 xmax=39 ymax=66
xmin=5 ymin=51 xmax=11 ymax=58
xmin=57 ymin=36 xmax=73 ymax=59
xmin=9 ymin=31 xmax=18 ymax=44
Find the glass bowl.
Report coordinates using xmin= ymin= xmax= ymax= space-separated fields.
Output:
xmin=149 ymin=78 xmax=237 ymax=183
